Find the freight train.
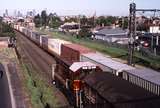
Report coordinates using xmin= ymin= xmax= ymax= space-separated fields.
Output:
xmin=14 ymin=25 xmax=160 ymax=108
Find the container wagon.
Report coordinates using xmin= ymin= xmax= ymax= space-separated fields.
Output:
xmin=80 ymin=52 xmax=135 ymax=76
xmin=123 ymin=68 xmax=160 ymax=96
xmin=82 ymin=72 xmax=160 ymax=108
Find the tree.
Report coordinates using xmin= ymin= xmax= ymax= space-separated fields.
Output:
xmin=0 ymin=17 xmax=2 ymax=23
xmin=96 ymin=16 xmax=118 ymax=27
xmin=49 ymin=16 xmax=62 ymax=28
xmin=0 ymin=23 xmax=15 ymax=38
xmin=78 ymin=27 xmax=92 ymax=38
xmin=118 ymin=17 xmax=128 ymax=29
xmin=34 ymin=14 xmax=42 ymax=27
xmin=41 ymin=10 xmax=48 ymax=27
xmin=80 ymin=16 xmax=88 ymax=26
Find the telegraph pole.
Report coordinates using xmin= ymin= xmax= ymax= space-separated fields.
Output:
xmin=128 ymin=2 xmax=136 ymax=66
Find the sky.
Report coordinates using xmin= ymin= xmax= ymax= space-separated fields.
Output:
xmin=0 ymin=0 xmax=160 ymax=16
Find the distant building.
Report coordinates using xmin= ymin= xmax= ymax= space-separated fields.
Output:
xmin=92 ymin=28 xmax=129 ymax=44
xmin=59 ymin=22 xmax=80 ymax=33
xmin=150 ymin=26 xmax=160 ymax=33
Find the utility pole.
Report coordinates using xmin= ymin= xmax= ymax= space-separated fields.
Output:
xmin=128 ymin=2 xmax=136 ymax=66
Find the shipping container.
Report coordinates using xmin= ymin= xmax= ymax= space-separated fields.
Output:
xmin=41 ymin=35 xmax=52 ymax=50
xmin=27 ymin=29 xmax=32 ymax=38
xmin=19 ymin=26 xmax=24 ymax=32
xmin=48 ymin=39 xmax=71 ymax=56
xmin=14 ymin=25 xmax=19 ymax=30
xmin=123 ymin=69 xmax=160 ymax=96
xmin=31 ymin=31 xmax=46 ymax=45
xmin=61 ymin=44 xmax=95 ymax=64
xmin=22 ymin=28 xmax=28 ymax=36
xmin=80 ymin=52 xmax=135 ymax=76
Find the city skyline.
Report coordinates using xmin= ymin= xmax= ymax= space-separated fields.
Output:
xmin=1 ymin=0 xmax=160 ymax=16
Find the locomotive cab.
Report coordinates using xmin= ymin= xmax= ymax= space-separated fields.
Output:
xmin=69 ymin=61 xmax=101 ymax=107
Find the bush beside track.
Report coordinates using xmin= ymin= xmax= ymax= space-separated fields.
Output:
xmin=20 ymin=62 xmax=60 ymax=108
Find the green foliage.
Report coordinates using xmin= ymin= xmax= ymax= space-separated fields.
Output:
xmin=0 ymin=17 xmax=2 ymax=23
xmin=80 ymin=16 xmax=95 ymax=28
xmin=41 ymin=10 xmax=48 ymax=27
xmin=34 ymin=11 xmax=62 ymax=29
xmin=49 ymin=16 xmax=62 ymax=28
xmin=34 ymin=14 xmax=42 ymax=27
xmin=118 ymin=17 xmax=128 ymax=29
xmin=0 ymin=22 xmax=15 ymax=38
xmin=78 ymin=27 xmax=92 ymax=38
xmin=21 ymin=63 xmax=60 ymax=108
xmin=96 ymin=16 xmax=118 ymax=26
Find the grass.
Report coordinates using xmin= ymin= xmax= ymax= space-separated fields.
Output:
xmin=37 ymin=29 xmax=160 ymax=70
xmin=21 ymin=62 xmax=60 ymax=108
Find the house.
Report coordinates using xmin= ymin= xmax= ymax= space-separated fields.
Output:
xmin=92 ymin=28 xmax=129 ymax=44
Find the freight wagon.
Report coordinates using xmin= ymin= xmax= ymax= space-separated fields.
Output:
xmin=80 ymin=52 xmax=135 ymax=76
xmin=122 ymin=68 xmax=160 ymax=96
xmin=82 ymin=72 xmax=160 ymax=108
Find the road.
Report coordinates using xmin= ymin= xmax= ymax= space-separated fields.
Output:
xmin=0 ymin=63 xmax=12 ymax=108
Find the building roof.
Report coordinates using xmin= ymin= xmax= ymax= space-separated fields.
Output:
xmin=95 ymin=28 xmax=128 ymax=37
xmin=125 ymin=69 xmax=160 ymax=86
xmin=84 ymin=72 xmax=160 ymax=107
xmin=82 ymin=53 xmax=135 ymax=72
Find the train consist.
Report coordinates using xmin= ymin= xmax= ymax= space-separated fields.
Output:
xmin=14 ymin=25 xmax=160 ymax=108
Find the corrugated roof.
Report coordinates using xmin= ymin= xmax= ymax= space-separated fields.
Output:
xmin=95 ymin=28 xmax=127 ymax=36
xmin=82 ymin=53 xmax=135 ymax=71
xmin=125 ymin=69 xmax=160 ymax=85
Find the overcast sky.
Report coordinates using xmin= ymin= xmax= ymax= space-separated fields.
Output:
xmin=0 ymin=0 xmax=160 ymax=16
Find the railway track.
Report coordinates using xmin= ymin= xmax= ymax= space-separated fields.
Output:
xmin=15 ymin=31 xmax=70 ymax=107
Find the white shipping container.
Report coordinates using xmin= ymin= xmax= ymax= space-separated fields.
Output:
xmin=48 ymin=39 xmax=71 ymax=55
xmin=13 ymin=25 xmax=17 ymax=29
xmin=19 ymin=27 xmax=24 ymax=32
